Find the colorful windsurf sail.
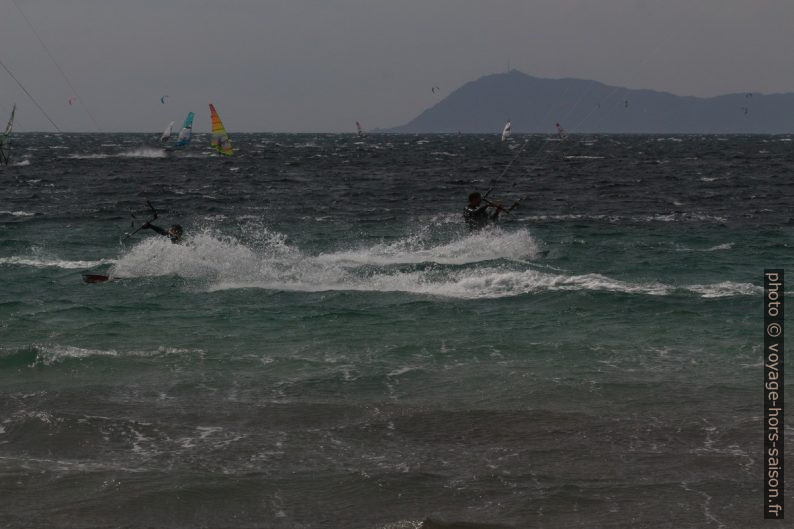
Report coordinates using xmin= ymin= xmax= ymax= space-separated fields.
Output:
xmin=175 ymin=112 xmax=194 ymax=147
xmin=209 ymin=104 xmax=233 ymax=156
xmin=0 ymin=104 xmax=16 ymax=165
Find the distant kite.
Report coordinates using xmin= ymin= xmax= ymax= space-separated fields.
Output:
xmin=431 ymin=86 xmax=440 ymax=94
xmin=68 ymin=96 xmax=77 ymax=106
xmin=160 ymin=95 xmax=169 ymax=104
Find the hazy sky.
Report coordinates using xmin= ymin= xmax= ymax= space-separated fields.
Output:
xmin=1 ymin=0 xmax=791 ymax=132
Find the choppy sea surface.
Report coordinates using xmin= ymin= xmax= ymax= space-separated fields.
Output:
xmin=0 ymin=133 xmax=792 ymax=528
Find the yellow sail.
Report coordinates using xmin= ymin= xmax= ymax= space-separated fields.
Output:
xmin=209 ymin=104 xmax=233 ymax=156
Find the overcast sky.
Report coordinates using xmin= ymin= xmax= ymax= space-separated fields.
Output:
xmin=1 ymin=0 xmax=791 ymax=132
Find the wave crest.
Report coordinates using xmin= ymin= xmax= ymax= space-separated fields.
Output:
xmin=107 ymin=228 xmax=755 ymax=300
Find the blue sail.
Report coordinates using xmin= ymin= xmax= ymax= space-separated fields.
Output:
xmin=175 ymin=112 xmax=195 ymax=147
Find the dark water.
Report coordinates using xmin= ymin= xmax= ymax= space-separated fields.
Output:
xmin=0 ymin=133 xmax=792 ymax=528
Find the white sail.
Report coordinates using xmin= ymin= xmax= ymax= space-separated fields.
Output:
xmin=501 ymin=121 xmax=512 ymax=141
xmin=4 ymin=104 xmax=15 ymax=137
xmin=160 ymin=121 xmax=174 ymax=143
xmin=0 ymin=104 xmax=15 ymax=165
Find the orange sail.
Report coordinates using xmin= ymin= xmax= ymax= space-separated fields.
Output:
xmin=209 ymin=104 xmax=233 ymax=156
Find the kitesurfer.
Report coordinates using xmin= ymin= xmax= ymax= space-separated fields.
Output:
xmin=141 ymin=222 xmax=183 ymax=243
xmin=464 ymin=192 xmax=504 ymax=231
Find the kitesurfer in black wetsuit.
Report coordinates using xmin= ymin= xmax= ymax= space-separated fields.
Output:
xmin=464 ymin=192 xmax=504 ymax=231
xmin=141 ymin=222 xmax=183 ymax=243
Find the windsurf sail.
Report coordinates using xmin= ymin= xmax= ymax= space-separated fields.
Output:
xmin=0 ymin=104 xmax=16 ymax=165
xmin=175 ymin=112 xmax=194 ymax=147
xmin=209 ymin=104 xmax=233 ymax=156
xmin=356 ymin=120 xmax=363 ymax=137
xmin=555 ymin=122 xmax=568 ymax=139
xmin=160 ymin=120 xmax=174 ymax=143
xmin=501 ymin=120 xmax=511 ymax=141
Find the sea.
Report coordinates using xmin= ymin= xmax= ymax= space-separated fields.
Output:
xmin=0 ymin=133 xmax=791 ymax=529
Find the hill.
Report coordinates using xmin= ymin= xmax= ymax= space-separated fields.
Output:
xmin=389 ymin=70 xmax=792 ymax=134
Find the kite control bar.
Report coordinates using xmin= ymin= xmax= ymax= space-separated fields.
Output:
xmin=121 ymin=200 xmax=158 ymax=241
xmin=482 ymin=197 xmax=518 ymax=215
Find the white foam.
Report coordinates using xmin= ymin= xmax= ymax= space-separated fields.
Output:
xmin=118 ymin=147 xmax=167 ymax=158
xmin=642 ymin=213 xmax=727 ymax=223
xmin=703 ymin=243 xmax=734 ymax=251
xmin=21 ymin=345 xmax=121 ymax=367
xmin=108 ymin=228 xmax=757 ymax=300
xmin=320 ymin=228 xmax=542 ymax=266
xmin=67 ymin=153 xmax=110 ymax=159
xmin=0 ymin=210 xmax=35 ymax=217
xmin=26 ymin=344 xmax=204 ymax=366
xmin=685 ymin=281 xmax=760 ymax=298
xmin=675 ymin=243 xmax=733 ymax=252
xmin=67 ymin=147 xmax=167 ymax=159
xmin=0 ymin=256 xmax=113 ymax=269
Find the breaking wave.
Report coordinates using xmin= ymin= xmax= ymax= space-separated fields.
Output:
xmin=0 ymin=256 xmax=113 ymax=269
xmin=107 ymin=227 xmax=756 ymax=300
xmin=67 ymin=147 xmax=167 ymax=159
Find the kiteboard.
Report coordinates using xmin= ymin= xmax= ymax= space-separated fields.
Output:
xmin=82 ymin=274 xmax=111 ymax=284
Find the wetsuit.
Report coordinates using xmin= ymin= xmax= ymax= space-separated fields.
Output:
xmin=144 ymin=223 xmax=181 ymax=244
xmin=464 ymin=205 xmax=500 ymax=231
xmin=464 ymin=205 xmax=489 ymax=231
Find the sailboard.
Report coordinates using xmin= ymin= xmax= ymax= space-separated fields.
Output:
xmin=0 ymin=104 xmax=16 ymax=165
xmin=501 ymin=120 xmax=511 ymax=142
xmin=209 ymin=104 xmax=233 ymax=156
xmin=160 ymin=120 xmax=174 ymax=143
xmin=356 ymin=120 xmax=364 ymax=137
xmin=175 ymin=112 xmax=195 ymax=147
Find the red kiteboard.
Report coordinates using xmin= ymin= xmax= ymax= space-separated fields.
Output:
xmin=82 ymin=274 xmax=111 ymax=284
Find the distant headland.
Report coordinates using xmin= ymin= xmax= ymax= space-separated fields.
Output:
xmin=388 ymin=70 xmax=792 ymax=134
